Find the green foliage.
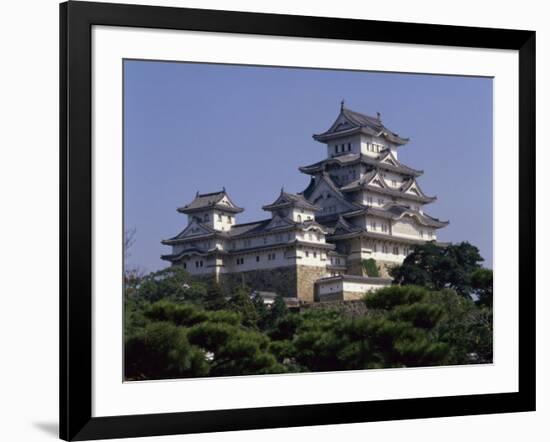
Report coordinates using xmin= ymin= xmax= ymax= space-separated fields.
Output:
xmin=227 ymin=288 xmax=260 ymax=328
xmin=136 ymin=267 xmax=207 ymax=303
xmin=187 ymin=321 xmax=285 ymax=376
xmin=426 ymin=289 xmax=493 ymax=364
xmin=471 ymin=268 xmax=493 ymax=307
xmin=362 ymin=258 xmax=380 ymax=277
xmin=203 ymin=281 xmax=228 ymax=311
xmin=125 ymin=321 xmax=209 ymax=380
xmin=124 ymin=264 xmax=492 ymax=380
xmin=390 ymin=241 xmax=485 ymax=297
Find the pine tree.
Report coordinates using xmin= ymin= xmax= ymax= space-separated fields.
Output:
xmin=203 ymin=281 xmax=227 ymax=311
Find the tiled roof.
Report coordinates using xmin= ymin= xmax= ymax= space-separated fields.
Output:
xmin=313 ymin=106 xmax=409 ymax=145
xmin=262 ymin=191 xmax=320 ymax=211
xmin=177 ymin=189 xmax=244 ymax=214
xmin=340 ymin=174 xmax=436 ymax=204
xmin=299 ymin=152 xmax=423 ymax=177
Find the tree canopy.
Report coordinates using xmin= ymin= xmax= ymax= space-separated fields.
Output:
xmin=390 ymin=241 xmax=486 ymax=298
xmin=124 ymin=254 xmax=492 ymax=381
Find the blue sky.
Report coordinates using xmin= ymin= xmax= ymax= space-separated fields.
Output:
xmin=124 ymin=60 xmax=493 ymax=272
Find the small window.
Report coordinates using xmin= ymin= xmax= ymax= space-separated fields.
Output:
xmin=204 ymin=214 xmax=209 ymax=221
xmin=393 ymin=247 xmax=399 ymax=255
xmin=183 ymin=262 xmax=187 ymax=269
xmin=373 ymin=244 xmax=378 ymax=252
xmin=383 ymin=245 xmax=388 ymax=253
xmin=378 ymin=198 xmax=384 ymax=205
xmin=347 ymin=143 xmax=351 ymax=151
xmin=256 ymin=256 xmax=260 ymax=262
xmin=313 ymin=251 xmax=317 ymax=258
xmin=335 ymin=145 xmax=339 ymax=153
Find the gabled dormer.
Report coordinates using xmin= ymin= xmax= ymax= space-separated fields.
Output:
xmin=262 ymin=189 xmax=320 ymax=223
xmin=177 ymin=189 xmax=244 ymax=232
xmin=401 ymin=178 xmax=436 ymax=202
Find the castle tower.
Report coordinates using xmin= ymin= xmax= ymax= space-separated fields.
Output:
xmin=299 ymin=103 xmax=448 ymax=276
xmin=177 ymin=189 xmax=243 ymax=232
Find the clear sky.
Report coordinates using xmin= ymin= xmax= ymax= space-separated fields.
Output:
xmin=124 ymin=60 xmax=493 ymax=272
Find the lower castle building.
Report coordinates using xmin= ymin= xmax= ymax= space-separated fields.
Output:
xmin=162 ymin=104 xmax=448 ymax=302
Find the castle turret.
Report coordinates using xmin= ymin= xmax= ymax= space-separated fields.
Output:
xmin=312 ymin=101 xmax=409 ymax=160
xmin=177 ymin=189 xmax=243 ymax=232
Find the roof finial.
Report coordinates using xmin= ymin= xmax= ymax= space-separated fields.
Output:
xmin=280 ymin=186 xmax=284 ymax=194
xmin=377 ymin=111 xmax=381 ymax=121
xmin=195 ymin=190 xmax=199 ymax=197
xmin=222 ymin=186 xmax=226 ymax=192
xmin=340 ymin=99 xmax=345 ymax=111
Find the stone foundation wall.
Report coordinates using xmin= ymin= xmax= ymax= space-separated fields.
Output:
xmin=347 ymin=259 xmax=366 ymax=277
xmin=301 ymin=299 xmax=368 ymax=318
xmin=219 ymin=266 xmax=298 ymax=298
xmin=296 ymin=265 xmax=328 ymax=303
xmin=342 ymin=291 xmax=365 ymax=301
xmin=317 ymin=292 xmax=343 ymax=302
xmin=376 ymin=261 xmax=397 ymax=278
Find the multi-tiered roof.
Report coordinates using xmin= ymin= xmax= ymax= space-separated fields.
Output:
xmin=298 ymin=104 xmax=448 ymax=235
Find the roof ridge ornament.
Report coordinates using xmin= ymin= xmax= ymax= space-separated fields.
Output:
xmin=340 ymin=99 xmax=345 ymax=111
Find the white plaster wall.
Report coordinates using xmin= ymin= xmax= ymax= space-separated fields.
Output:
xmin=381 ymin=171 xmax=404 ymax=188
xmin=212 ymin=210 xmax=236 ymax=231
xmin=232 ymin=231 xmax=294 ymax=250
xmin=392 ymin=217 xmax=436 ymax=240
xmin=343 ymin=280 xmax=388 ymax=293
xmin=317 ymin=280 xmax=342 ymax=295
xmin=224 ymin=248 xmax=295 ymax=272
xmin=296 ymin=229 xmax=326 ymax=243
xmin=359 ymin=134 xmax=388 ymax=157
xmin=177 ymin=256 xmax=212 ymax=275
xmin=326 ymin=135 xmax=360 ymax=158
xmin=290 ymin=207 xmax=315 ymax=223
xmin=296 ymin=246 xmax=329 ymax=266
xmin=361 ymin=191 xmax=388 ymax=207
xmin=365 ymin=216 xmax=391 ymax=234
xmin=186 ymin=209 xmax=236 ymax=231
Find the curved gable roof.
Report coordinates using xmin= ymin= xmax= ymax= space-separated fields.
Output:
xmin=313 ymin=106 xmax=409 ymax=145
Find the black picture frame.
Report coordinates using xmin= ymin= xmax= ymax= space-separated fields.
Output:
xmin=60 ymin=1 xmax=536 ymax=440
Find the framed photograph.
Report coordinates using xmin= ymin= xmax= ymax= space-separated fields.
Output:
xmin=60 ymin=1 xmax=536 ymax=440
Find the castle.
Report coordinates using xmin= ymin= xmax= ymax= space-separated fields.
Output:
xmin=161 ymin=103 xmax=448 ymax=302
